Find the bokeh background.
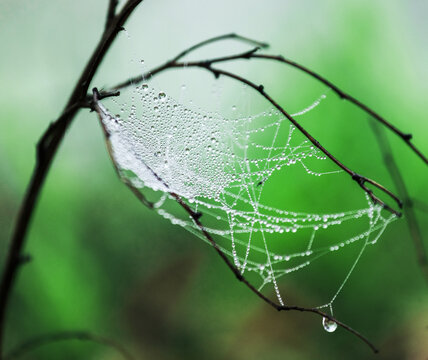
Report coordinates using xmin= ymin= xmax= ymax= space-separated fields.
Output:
xmin=0 ymin=0 xmax=427 ymax=359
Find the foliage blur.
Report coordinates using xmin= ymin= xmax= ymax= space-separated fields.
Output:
xmin=0 ymin=0 xmax=427 ymax=359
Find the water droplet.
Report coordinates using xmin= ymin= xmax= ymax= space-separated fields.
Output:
xmin=322 ymin=317 xmax=337 ymax=333
xmin=140 ymin=59 xmax=145 ymax=65
xmin=232 ymin=105 xmax=237 ymax=111
xmin=142 ymin=83 xmax=149 ymax=91
xmin=158 ymin=91 xmax=166 ymax=101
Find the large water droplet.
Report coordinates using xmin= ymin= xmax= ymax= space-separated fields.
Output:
xmin=158 ymin=91 xmax=166 ymax=101
xmin=142 ymin=83 xmax=149 ymax=91
xmin=322 ymin=317 xmax=337 ymax=333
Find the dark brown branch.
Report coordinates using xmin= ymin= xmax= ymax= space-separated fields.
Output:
xmin=85 ymin=89 xmax=121 ymax=110
xmin=91 ymin=89 xmax=378 ymax=353
xmin=4 ymin=331 xmax=134 ymax=360
xmin=0 ymin=1 xmax=144 ymax=357
xmin=188 ymin=52 xmax=427 ymax=165
xmin=170 ymin=33 xmax=269 ymax=63
xmin=253 ymin=54 xmax=427 ymax=165
xmin=105 ymin=0 xmax=119 ymax=30
xmin=369 ymin=118 xmax=428 ymax=284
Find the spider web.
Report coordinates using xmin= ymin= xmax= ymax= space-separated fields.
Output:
xmin=96 ymin=81 xmax=397 ymax=320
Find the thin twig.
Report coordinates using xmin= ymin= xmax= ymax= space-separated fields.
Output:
xmin=0 ymin=1 xmax=144 ymax=357
xmin=85 ymin=89 xmax=121 ymax=109
xmin=92 ymin=89 xmax=378 ymax=353
xmin=170 ymin=33 xmax=269 ymax=63
xmin=369 ymin=118 xmax=428 ymax=284
xmin=250 ymin=54 xmax=427 ymax=165
xmin=4 ymin=331 xmax=135 ymax=360
xmin=191 ymin=52 xmax=427 ymax=165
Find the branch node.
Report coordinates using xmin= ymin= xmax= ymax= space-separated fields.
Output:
xmin=193 ymin=212 xmax=203 ymax=220
xmin=352 ymin=173 xmax=365 ymax=185
xmin=244 ymin=47 xmax=260 ymax=58
xmin=87 ymin=88 xmax=120 ymax=111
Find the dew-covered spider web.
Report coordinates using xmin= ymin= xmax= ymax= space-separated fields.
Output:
xmin=96 ymin=79 xmax=397 ymax=325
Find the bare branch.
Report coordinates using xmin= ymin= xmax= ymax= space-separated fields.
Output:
xmin=189 ymin=52 xmax=427 ymax=165
xmin=171 ymin=33 xmax=269 ymax=63
xmin=85 ymin=89 xmax=121 ymax=110
xmin=369 ymin=118 xmax=428 ymax=284
xmin=251 ymin=54 xmax=428 ymax=164
xmin=4 ymin=331 xmax=135 ymax=360
xmin=0 ymin=1 xmax=144 ymax=356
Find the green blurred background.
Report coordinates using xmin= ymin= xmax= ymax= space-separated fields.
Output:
xmin=0 ymin=0 xmax=427 ymax=359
